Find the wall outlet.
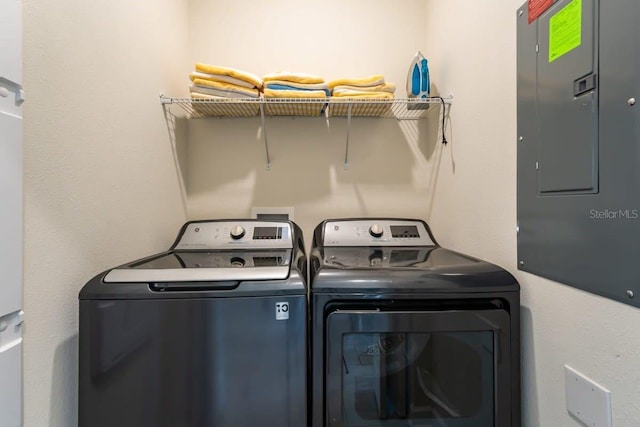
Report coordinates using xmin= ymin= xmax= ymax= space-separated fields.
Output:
xmin=565 ymin=365 xmax=612 ymax=427
xmin=251 ymin=207 xmax=294 ymax=221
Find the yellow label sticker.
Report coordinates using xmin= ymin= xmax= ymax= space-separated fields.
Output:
xmin=549 ymin=0 xmax=582 ymax=63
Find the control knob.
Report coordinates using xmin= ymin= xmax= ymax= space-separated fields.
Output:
xmin=230 ymin=225 xmax=246 ymax=240
xmin=369 ymin=224 xmax=384 ymax=238
xmin=230 ymin=257 xmax=245 ymax=268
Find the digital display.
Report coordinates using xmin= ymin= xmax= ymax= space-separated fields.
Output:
xmin=390 ymin=225 xmax=420 ymax=238
xmin=253 ymin=227 xmax=282 ymax=240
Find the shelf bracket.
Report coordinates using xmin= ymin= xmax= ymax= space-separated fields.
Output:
xmin=259 ymin=102 xmax=271 ymax=170
xmin=344 ymin=102 xmax=353 ymax=170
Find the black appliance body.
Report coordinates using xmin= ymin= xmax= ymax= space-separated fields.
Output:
xmin=79 ymin=219 xmax=308 ymax=427
xmin=310 ymin=219 xmax=520 ymax=427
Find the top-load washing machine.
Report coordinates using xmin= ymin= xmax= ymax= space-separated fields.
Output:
xmin=310 ymin=218 xmax=520 ymax=427
xmin=79 ymin=219 xmax=308 ymax=427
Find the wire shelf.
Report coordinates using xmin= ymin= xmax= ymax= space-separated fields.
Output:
xmin=263 ymin=98 xmax=327 ymax=117
xmin=329 ymin=98 xmax=392 ymax=117
xmin=167 ymin=97 xmax=260 ymax=118
xmin=160 ymin=94 xmax=452 ymax=170
xmin=161 ymin=95 xmax=451 ymax=119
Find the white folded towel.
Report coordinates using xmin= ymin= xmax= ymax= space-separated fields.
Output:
xmin=190 ymin=84 xmax=259 ymax=99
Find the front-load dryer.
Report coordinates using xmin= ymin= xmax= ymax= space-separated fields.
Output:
xmin=79 ymin=219 xmax=308 ymax=427
xmin=310 ymin=218 xmax=520 ymax=427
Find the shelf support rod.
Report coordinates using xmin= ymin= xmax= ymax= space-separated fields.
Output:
xmin=259 ymin=102 xmax=271 ymax=170
xmin=344 ymin=102 xmax=352 ymax=170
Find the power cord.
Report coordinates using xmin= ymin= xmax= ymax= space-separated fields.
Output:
xmin=429 ymin=96 xmax=449 ymax=145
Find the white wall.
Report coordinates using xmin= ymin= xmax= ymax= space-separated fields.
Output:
xmin=184 ymin=0 xmax=444 ymax=236
xmin=23 ymin=0 xmax=189 ymax=424
xmin=424 ymin=1 xmax=640 ymax=426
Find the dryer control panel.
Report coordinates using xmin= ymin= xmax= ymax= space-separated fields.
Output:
xmin=322 ymin=220 xmax=435 ymax=247
xmin=175 ymin=221 xmax=293 ymax=250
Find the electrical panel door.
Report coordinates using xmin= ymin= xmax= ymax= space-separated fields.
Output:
xmin=537 ymin=0 xmax=598 ymax=194
xmin=517 ymin=0 xmax=640 ymax=308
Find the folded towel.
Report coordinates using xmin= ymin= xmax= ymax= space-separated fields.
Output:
xmin=332 ymin=82 xmax=396 ymax=94
xmin=331 ymin=90 xmax=394 ymax=100
xmin=192 ymin=79 xmax=260 ymax=98
xmin=190 ymin=85 xmax=259 ymax=99
xmin=195 ymin=63 xmax=263 ymax=88
xmin=189 ymin=92 xmax=225 ymax=100
xmin=263 ymin=88 xmax=327 ymax=99
xmin=190 ymin=71 xmax=256 ymax=89
xmin=264 ymin=80 xmax=329 ymax=91
xmin=263 ymin=72 xmax=325 ymax=85
xmin=328 ymin=75 xmax=386 ymax=90
xmin=265 ymin=83 xmax=331 ymax=96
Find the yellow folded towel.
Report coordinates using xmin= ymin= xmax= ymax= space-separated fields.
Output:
xmin=332 ymin=82 xmax=396 ymax=94
xmin=195 ymin=63 xmax=263 ymax=88
xmin=263 ymin=88 xmax=327 ymax=99
xmin=331 ymin=90 xmax=394 ymax=99
xmin=189 ymin=71 xmax=256 ymax=89
xmin=328 ymin=75 xmax=386 ymax=90
xmin=193 ymin=78 xmax=260 ymax=98
xmin=263 ymin=72 xmax=325 ymax=85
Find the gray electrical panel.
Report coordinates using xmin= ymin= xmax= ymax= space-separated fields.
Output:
xmin=517 ymin=0 xmax=640 ymax=308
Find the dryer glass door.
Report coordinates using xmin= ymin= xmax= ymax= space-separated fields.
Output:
xmin=325 ymin=309 xmax=511 ymax=427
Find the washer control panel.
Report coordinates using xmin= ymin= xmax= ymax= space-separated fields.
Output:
xmin=175 ymin=221 xmax=293 ymax=250
xmin=175 ymin=250 xmax=291 ymax=268
xmin=323 ymin=220 xmax=435 ymax=247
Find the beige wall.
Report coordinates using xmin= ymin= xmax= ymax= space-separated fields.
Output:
xmin=424 ymin=1 xmax=640 ymax=426
xmin=23 ymin=0 xmax=189 ymax=424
